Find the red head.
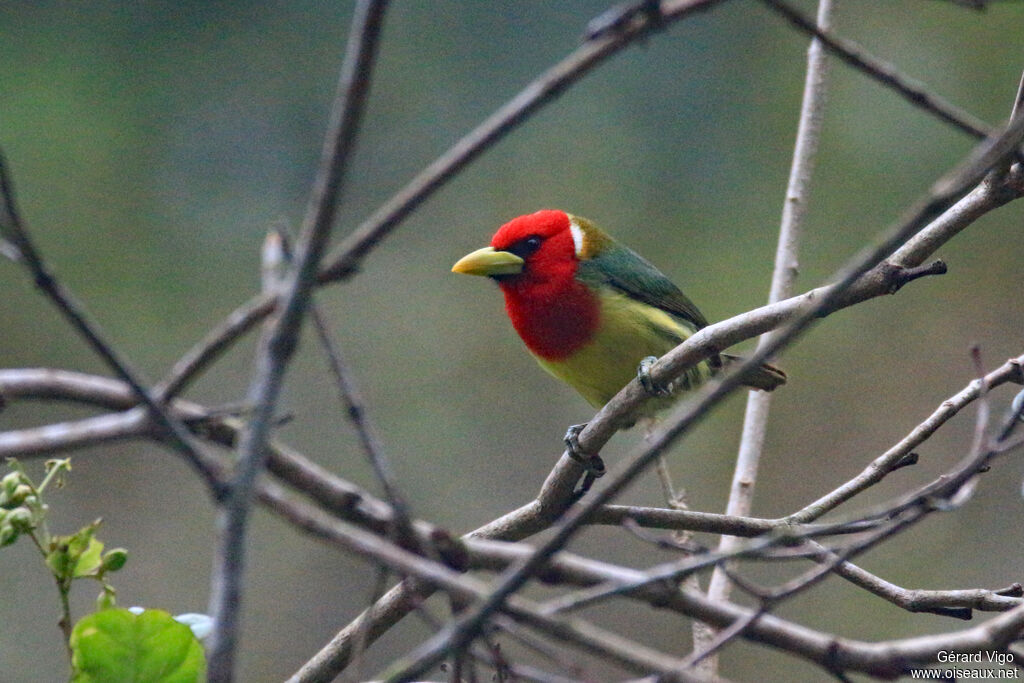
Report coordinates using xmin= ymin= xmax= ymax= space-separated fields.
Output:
xmin=447 ymin=209 xmax=599 ymax=359
xmin=487 ymin=209 xmax=581 ymax=298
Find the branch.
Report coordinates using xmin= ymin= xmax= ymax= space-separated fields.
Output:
xmin=682 ymin=351 xmax=1024 ymax=662
xmin=268 ymin=226 xmax=420 ymax=557
xmin=565 ymin=348 xmax=1024 ymax=605
xmin=787 ymin=353 xmax=1024 ymax=523
xmin=704 ymin=0 xmax=834 ymax=667
xmin=260 ymin=490 xmax=705 ymax=679
xmin=543 ymin=442 xmax=1024 ymax=678
xmin=819 ymin=547 xmax=1023 ymax=619
xmin=206 ymin=2 xmax=389 ymax=678
xmin=667 ymin=583 xmax=1024 ymax=678
xmin=281 ymin=494 xmax=1024 ymax=682
xmin=296 ymin=150 xmax=1024 ymax=678
xmin=265 ymin=481 xmax=1024 ymax=682
xmin=759 ymin=0 xmax=992 ymax=140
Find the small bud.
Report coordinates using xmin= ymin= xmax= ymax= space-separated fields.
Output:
xmin=261 ymin=229 xmax=289 ymax=293
xmin=0 ymin=474 xmax=22 ymax=506
xmin=6 ymin=507 xmax=32 ymax=533
xmin=101 ymin=548 xmax=128 ymax=572
xmin=1 ymin=471 xmax=22 ymax=495
xmin=7 ymin=484 xmax=32 ymax=507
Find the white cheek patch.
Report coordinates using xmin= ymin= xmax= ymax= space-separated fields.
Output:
xmin=569 ymin=219 xmax=585 ymax=258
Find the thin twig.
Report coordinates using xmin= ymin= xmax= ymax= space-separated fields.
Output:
xmin=681 ymin=607 xmax=766 ymax=670
xmin=308 ymin=300 xmax=419 ymax=546
xmin=786 ymin=354 xmax=1024 ymax=523
xmin=759 ymin=0 xmax=991 ymax=140
xmin=272 ymin=225 xmax=420 ymax=553
xmin=804 ymin=541 xmax=1022 ymax=619
xmin=205 ymin=2 xmax=389 ymax=679
xmin=700 ymin=0 xmax=833 ymax=671
xmin=684 ymin=517 xmax=916 ymax=667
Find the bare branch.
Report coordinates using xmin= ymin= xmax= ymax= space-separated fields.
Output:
xmin=271 ymin=225 xmax=419 ymax=554
xmin=759 ymin=0 xmax=992 ymax=140
xmin=819 ymin=547 xmax=1023 ymax=619
xmin=703 ymin=0 xmax=834 ymax=669
xmin=308 ymin=300 xmax=420 ymax=547
xmin=302 ymin=157 xmax=1024 ymax=675
xmin=282 ymin=498 xmax=1024 ymax=682
xmin=787 ymin=353 xmax=1024 ymax=523
xmin=264 ymin=497 xmax=704 ymax=679
xmin=206 ymin=2 xmax=389 ymax=677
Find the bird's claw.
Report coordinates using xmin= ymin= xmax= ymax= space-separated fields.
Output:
xmin=638 ymin=356 xmax=671 ymax=397
xmin=564 ymin=422 xmax=585 ymax=457
xmin=572 ymin=469 xmax=602 ymax=502
xmin=564 ymin=423 xmax=606 ymax=479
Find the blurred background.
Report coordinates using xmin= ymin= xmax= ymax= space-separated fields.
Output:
xmin=3 ymin=1 xmax=1024 ymax=680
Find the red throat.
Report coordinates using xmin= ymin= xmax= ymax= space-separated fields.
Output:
xmin=501 ymin=278 xmax=600 ymax=360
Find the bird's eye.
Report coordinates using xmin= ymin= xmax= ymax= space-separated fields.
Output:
xmin=508 ymin=235 xmax=542 ymax=258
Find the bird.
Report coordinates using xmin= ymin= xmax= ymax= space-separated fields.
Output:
xmin=451 ymin=209 xmax=785 ymax=472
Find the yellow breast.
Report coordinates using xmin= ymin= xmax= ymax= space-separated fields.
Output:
xmin=533 ymin=289 xmax=709 ymax=409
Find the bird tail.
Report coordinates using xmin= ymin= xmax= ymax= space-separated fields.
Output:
xmin=720 ymin=353 xmax=787 ymax=392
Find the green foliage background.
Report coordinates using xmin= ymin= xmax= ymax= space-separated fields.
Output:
xmin=2 ymin=1 xmax=1023 ymax=680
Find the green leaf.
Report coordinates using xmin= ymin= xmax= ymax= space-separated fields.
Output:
xmin=45 ymin=545 xmax=71 ymax=576
xmin=73 ymin=536 xmax=105 ymax=578
xmin=70 ymin=608 xmax=206 ymax=682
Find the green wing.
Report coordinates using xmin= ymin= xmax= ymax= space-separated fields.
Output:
xmin=575 ymin=241 xmax=709 ymax=331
